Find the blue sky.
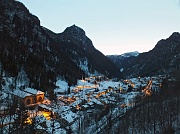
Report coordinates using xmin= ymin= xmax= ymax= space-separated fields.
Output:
xmin=17 ymin=0 xmax=180 ymax=55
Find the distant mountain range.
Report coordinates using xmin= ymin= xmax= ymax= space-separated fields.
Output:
xmin=107 ymin=33 xmax=180 ymax=79
xmin=107 ymin=51 xmax=139 ymax=72
xmin=120 ymin=51 xmax=139 ymax=58
xmin=0 ymin=0 xmax=123 ymax=90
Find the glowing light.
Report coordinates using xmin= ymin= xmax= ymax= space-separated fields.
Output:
xmin=42 ymin=111 xmax=51 ymax=120
xmin=24 ymin=117 xmax=32 ymax=124
xmin=76 ymin=105 xmax=81 ymax=110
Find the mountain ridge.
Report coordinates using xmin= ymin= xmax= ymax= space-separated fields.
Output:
xmin=108 ymin=32 xmax=180 ymax=78
xmin=44 ymin=24 xmax=123 ymax=78
xmin=0 ymin=0 xmax=85 ymax=90
xmin=0 ymin=0 xmax=123 ymax=91
xmin=107 ymin=32 xmax=180 ymax=78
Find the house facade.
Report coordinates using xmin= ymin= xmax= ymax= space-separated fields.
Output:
xmin=12 ymin=88 xmax=44 ymax=107
xmin=24 ymin=88 xmax=44 ymax=103
xmin=12 ymin=89 xmax=34 ymax=106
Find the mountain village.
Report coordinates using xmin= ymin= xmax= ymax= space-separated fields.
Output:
xmin=0 ymin=75 xmax=170 ymax=133
xmin=0 ymin=0 xmax=180 ymax=133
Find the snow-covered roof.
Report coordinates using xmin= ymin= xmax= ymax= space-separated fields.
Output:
xmin=60 ymin=110 xmax=78 ymax=124
xmin=99 ymin=81 xmax=122 ymax=89
xmin=141 ymin=83 xmax=147 ymax=87
xmin=39 ymin=104 xmax=58 ymax=113
xmin=108 ymin=97 xmax=116 ymax=102
xmin=91 ymin=98 xmax=103 ymax=105
xmin=56 ymin=80 xmax=68 ymax=90
xmin=100 ymin=98 xmax=109 ymax=104
xmin=24 ymin=88 xmax=44 ymax=95
xmin=35 ymin=115 xmax=66 ymax=134
xmin=13 ymin=89 xmax=32 ymax=98
xmin=82 ymin=104 xmax=89 ymax=108
xmin=83 ymin=88 xmax=95 ymax=93
xmin=54 ymin=88 xmax=66 ymax=93
xmin=87 ymin=101 xmax=94 ymax=106
xmin=130 ymin=78 xmax=139 ymax=83
xmin=77 ymin=79 xmax=94 ymax=86
xmin=70 ymin=99 xmax=83 ymax=107
xmin=58 ymin=106 xmax=71 ymax=113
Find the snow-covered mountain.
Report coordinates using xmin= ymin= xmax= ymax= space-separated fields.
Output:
xmin=0 ymin=0 xmax=90 ymax=89
xmin=0 ymin=0 xmax=123 ymax=91
xmin=121 ymin=51 xmax=139 ymax=58
xmin=1 ymin=0 xmax=179 ymax=91
xmin=107 ymin=51 xmax=139 ymax=71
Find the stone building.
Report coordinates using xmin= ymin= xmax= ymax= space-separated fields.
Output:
xmin=12 ymin=89 xmax=34 ymax=106
xmin=24 ymin=88 xmax=44 ymax=103
xmin=12 ymin=88 xmax=44 ymax=106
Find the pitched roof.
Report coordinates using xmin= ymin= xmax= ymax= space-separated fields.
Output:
xmin=24 ymin=88 xmax=44 ymax=95
xmin=13 ymin=89 xmax=32 ymax=98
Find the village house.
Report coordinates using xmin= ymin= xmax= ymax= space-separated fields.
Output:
xmin=12 ymin=89 xmax=34 ymax=106
xmin=57 ymin=110 xmax=78 ymax=127
xmin=12 ymin=88 xmax=44 ymax=107
xmin=24 ymin=88 xmax=44 ymax=103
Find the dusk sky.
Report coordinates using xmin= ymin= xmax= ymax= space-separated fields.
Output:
xmin=17 ymin=0 xmax=180 ymax=55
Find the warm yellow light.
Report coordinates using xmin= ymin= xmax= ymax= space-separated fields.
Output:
xmin=24 ymin=117 xmax=33 ymax=124
xmin=76 ymin=105 xmax=81 ymax=110
xmin=42 ymin=111 xmax=51 ymax=120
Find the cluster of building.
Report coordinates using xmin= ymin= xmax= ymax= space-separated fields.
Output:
xmin=1 ymin=75 xmax=174 ymax=133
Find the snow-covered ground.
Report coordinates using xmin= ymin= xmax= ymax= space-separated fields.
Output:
xmin=1 ymin=75 xmax=171 ymax=133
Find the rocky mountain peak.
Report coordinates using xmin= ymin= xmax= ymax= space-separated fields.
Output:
xmin=168 ymin=32 xmax=180 ymax=42
xmin=154 ymin=32 xmax=180 ymax=50
xmin=61 ymin=24 xmax=93 ymax=47
xmin=170 ymin=32 xmax=180 ymax=38
xmin=64 ymin=24 xmax=85 ymax=35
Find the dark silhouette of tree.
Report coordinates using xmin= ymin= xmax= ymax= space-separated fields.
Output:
xmin=48 ymin=89 xmax=57 ymax=102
